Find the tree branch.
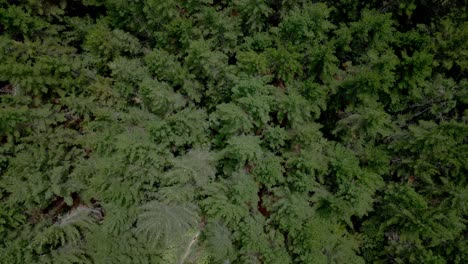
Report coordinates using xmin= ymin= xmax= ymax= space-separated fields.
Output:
xmin=179 ymin=230 xmax=200 ymax=264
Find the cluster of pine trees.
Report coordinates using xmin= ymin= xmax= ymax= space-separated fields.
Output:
xmin=0 ymin=0 xmax=467 ymax=263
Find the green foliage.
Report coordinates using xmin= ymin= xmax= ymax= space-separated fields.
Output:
xmin=222 ymin=135 xmax=263 ymax=172
xmin=234 ymin=0 xmax=272 ymax=34
xmin=150 ymin=108 xmax=209 ymax=151
xmin=294 ymin=216 xmax=364 ymax=264
xmin=0 ymin=0 xmax=466 ymax=263
xmin=84 ymin=22 xmax=142 ymax=61
xmin=145 ymin=48 xmax=186 ymax=86
xmin=140 ymin=78 xmax=187 ymax=116
xmin=136 ymin=201 xmax=199 ymax=248
xmin=203 ymin=221 xmax=235 ymax=263
xmin=210 ymin=103 xmax=253 ymax=141
xmin=265 ymin=45 xmax=302 ymax=83
xmin=432 ymin=19 xmax=468 ymax=72
xmin=32 ymin=207 xmax=99 ymax=254
xmin=252 ymin=152 xmax=284 ymax=188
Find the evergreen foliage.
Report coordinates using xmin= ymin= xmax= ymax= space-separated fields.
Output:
xmin=0 ymin=0 xmax=466 ymax=263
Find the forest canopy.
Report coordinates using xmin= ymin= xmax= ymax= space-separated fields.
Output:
xmin=0 ymin=0 xmax=467 ymax=263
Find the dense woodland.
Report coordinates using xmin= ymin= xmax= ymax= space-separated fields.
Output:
xmin=0 ymin=0 xmax=467 ymax=263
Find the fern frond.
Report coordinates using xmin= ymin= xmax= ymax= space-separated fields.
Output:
xmin=203 ymin=221 xmax=234 ymax=263
xmin=38 ymin=244 xmax=90 ymax=264
xmin=156 ymin=185 xmax=197 ymax=203
xmin=32 ymin=206 xmax=99 ymax=255
xmin=135 ymin=201 xmax=200 ymax=248
xmin=161 ymin=149 xmax=217 ymax=187
xmin=101 ymin=204 xmax=136 ymax=236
